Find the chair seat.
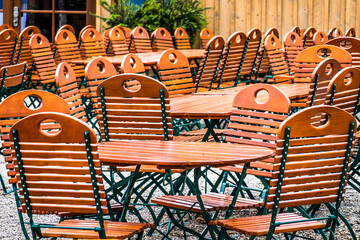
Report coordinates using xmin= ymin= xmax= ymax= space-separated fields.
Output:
xmin=41 ymin=219 xmax=151 ymax=239
xmin=212 ymin=213 xmax=326 ymax=236
xmin=151 ymin=192 xmax=263 ymax=214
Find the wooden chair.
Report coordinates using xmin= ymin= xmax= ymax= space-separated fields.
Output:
xmin=214 ymin=105 xmax=356 ymax=240
xmin=174 ymin=27 xmax=191 ymax=49
xmin=0 ymin=29 xmax=18 ymax=68
xmin=302 ymin=27 xmax=316 ymax=48
xmin=13 ymin=26 xmax=41 ymax=71
xmin=328 ymin=27 xmax=343 ymax=39
xmin=242 ymin=28 xmax=262 ymax=83
xmin=151 ymin=27 xmax=174 ymax=51
xmin=78 ymin=24 xmax=95 ymax=41
xmin=263 ymin=34 xmax=293 ymax=83
xmin=216 ymin=31 xmax=248 ymax=88
xmin=80 ymin=28 xmax=106 ymax=59
xmin=345 ymin=27 xmax=356 ymax=37
xmin=290 ymin=26 xmax=301 ymax=36
xmin=54 ymin=29 xmax=85 ymax=82
xmin=0 ymin=62 xmax=27 ymax=100
xmin=283 ymin=31 xmax=304 ymax=72
xmin=119 ymin=26 xmax=135 ymax=53
xmin=195 ymin=36 xmax=225 ymax=91
xmin=313 ymin=31 xmax=329 ymax=45
xmin=0 ymin=24 xmax=14 ymax=31
xmin=10 ymin=112 xmax=151 ymax=239
xmin=326 ymin=37 xmax=360 ymax=68
xmin=57 ymin=24 xmax=75 ymax=34
xmin=120 ymin=53 xmax=146 ymax=74
xmin=28 ymin=33 xmax=57 ymax=90
xmin=200 ymin=28 xmax=214 ymax=49
xmin=108 ymin=26 xmax=129 ymax=56
xmin=130 ymin=26 xmax=152 ymax=53
xmin=157 ymin=49 xmax=195 ymax=95
xmin=103 ymin=28 xmax=114 ymax=56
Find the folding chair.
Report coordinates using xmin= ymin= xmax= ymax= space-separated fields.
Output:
xmin=174 ymin=27 xmax=191 ymax=49
xmin=242 ymin=28 xmax=262 ymax=83
xmin=0 ymin=29 xmax=18 ymax=68
xmin=214 ymin=105 xmax=356 ymax=240
xmin=345 ymin=27 xmax=356 ymax=37
xmin=0 ymin=62 xmax=27 ymax=100
xmin=302 ymin=27 xmax=316 ymax=48
xmin=80 ymin=28 xmax=106 ymax=59
xmin=328 ymin=27 xmax=343 ymax=39
xmin=283 ymin=31 xmax=303 ymax=72
xmin=108 ymin=26 xmax=129 ymax=56
xmin=200 ymin=28 xmax=214 ymax=49
xmin=151 ymin=27 xmax=174 ymax=51
xmin=57 ymin=24 xmax=75 ymax=35
xmin=0 ymin=24 xmax=14 ymax=31
xmin=120 ymin=54 xmax=146 ymax=74
xmin=313 ymin=31 xmax=329 ymax=45
xmin=326 ymin=37 xmax=360 ymax=68
xmin=290 ymin=26 xmax=301 ymax=36
xmin=120 ymin=26 xmax=135 ymax=53
xmin=130 ymin=26 xmax=152 ymax=53
xmin=10 ymin=112 xmax=151 ymax=239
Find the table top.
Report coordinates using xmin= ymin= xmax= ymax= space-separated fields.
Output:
xmin=98 ymin=141 xmax=274 ymax=169
xmin=72 ymin=49 xmax=204 ymax=66
xmin=170 ymin=83 xmax=311 ymax=119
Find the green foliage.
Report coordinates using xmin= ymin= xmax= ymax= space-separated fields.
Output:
xmin=94 ymin=0 xmax=209 ymax=45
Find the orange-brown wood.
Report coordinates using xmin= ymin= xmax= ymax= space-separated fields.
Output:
xmin=151 ymin=27 xmax=174 ymax=51
xmin=290 ymin=26 xmax=301 ymax=36
xmin=0 ymin=29 xmax=18 ymax=68
xmin=0 ymin=62 xmax=26 ymax=89
xmin=78 ymin=25 xmax=95 ymax=41
xmin=302 ymin=27 xmax=316 ymax=49
xmin=313 ymin=31 xmax=328 ymax=45
xmin=130 ymin=26 xmax=152 ymax=53
xmin=0 ymin=24 xmax=14 ymax=31
xmin=328 ymin=27 xmax=343 ymax=39
xmin=119 ymin=26 xmax=135 ymax=53
xmin=256 ymin=28 xmax=279 ymax=77
xmin=283 ymin=31 xmax=303 ymax=72
xmin=57 ymin=24 xmax=75 ymax=34
xmin=345 ymin=27 xmax=355 ymax=37
xmin=200 ymin=28 xmax=214 ymax=49
xmin=242 ymin=29 xmax=262 ymax=77
xmin=108 ymin=26 xmax=129 ymax=56
xmin=120 ymin=54 xmax=145 ymax=74
xmin=80 ymin=28 xmax=106 ymax=59
xmin=14 ymin=26 xmax=41 ymax=70
xmin=174 ymin=27 xmax=191 ymax=49
xmin=326 ymin=37 xmax=360 ymax=68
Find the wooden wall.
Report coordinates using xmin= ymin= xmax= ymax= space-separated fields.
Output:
xmin=201 ymin=0 xmax=360 ymax=39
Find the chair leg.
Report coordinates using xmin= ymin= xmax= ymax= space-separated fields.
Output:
xmin=0 ymin=173 xmax=8 ymax=194
xmin=12 ymin=185 xmax=30 ymax=239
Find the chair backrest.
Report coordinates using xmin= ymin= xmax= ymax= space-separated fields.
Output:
xmin=0 ymin=90 xmax=70 ymax=184
xmin=307 ymin=58 xmax=342 ymax=107
xmin=174 ymin=27 xmax=191 ymax=49
xmin=302 ymin=27 xmax=316 ymax=48
xmin=0 ymin=62 xmax=27 ymax=99
xmin=264 ymin=34 xmax=291 ymax=82
xmin=328 ymin=27 xmax=343 ymax=39
xmin=29 ymin=33 xmax=57 ymax=86
xmin=80 ymin=28 xmax=106 ymax=59
xmin=313 ymin=31 xmax=328 ymax=45
xmin=130 ymin=26 xmax=152 ymax=53
xmin=14 ymin=26 xmax=41 ymax=70
xmin=78 ymin=25 xmax=95 ymax=41
xmin=326 ymin=37 xmax=360 ymax=68
xmin=195 ymin=36 xmax=225 ymax=90
xmin=0 ymin=29 xmax=18 ymax=68
xmin=119 ymin=26 xmax=135 ymax=53
xmin=216 ymin=31 xmax=247 ymax=87
xmin=345 ymin=27 xmax=355 ymax=37
xmin=283 ymin=31 xmax=304 ymax=72
xmin=151 ymin=27 xmax=174 ymax=51
xmin=290 ymin=26 xmax=301 ymax=36
xmin=95 ymin=73 xmax=173 ymax=141
xmin=0 ymin=24 xmax=14 ymax=31
xmin=267 ymin=105 xmax=355 ymax=211
xmin=120 ymin=54 xmax=145 ymax=74
xmin=326 ymin=67 xmax=360 ymax=116
xmin=241 ymin=29 xmax=262 ymax=78
xmin=57 ymin=24 xmax=75 ymax=34
xmin=109 ymin=26 xmax=129 ymax=56
xmin=225 ymin=84 xmax=291 ymax=149
xmin=157 ymin=49 xmax=194 ymax=95
xmin=10 ymin=112 xmax=108 ymax=217
xmin=200 ymin=28 xmax=214 ymax=49
xmin=55 ymin=62 xmax=87 ymax=122
xmin=103 ymin=28 xmax=114 ymax=56
xmin=294 ymin=45 xmax=352 ymax=83
xmin=84 ymin=57 xmax=118 ymax=98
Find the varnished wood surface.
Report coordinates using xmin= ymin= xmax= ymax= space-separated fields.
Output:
xmin=72 ymin=49 xmax=204 ymax=66
xmin=98 ymin=141 xmax=274 ymax=169
xmin=171 ymin=83 xmax=310 ymax=119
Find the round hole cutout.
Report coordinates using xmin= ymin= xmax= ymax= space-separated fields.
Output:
xmin=255 ymin=89 xmax=269 ymax=104
xmin=129 ymin=57 xmax=137 ymax=69
xmin=89 ymin=30 xmax=95 ymax=38
xmin=311 ymin=112 xmax=329 ymax=128
xmin=96 ymin=61 xmax=105 ymax=73
xmin=169 ymin=53 xmax=177 ymax=64
xmin=317 ymin=48 xmax=332 ymax=58
xmin=24 ymin=95 xmax=42 ymax=110
xmin=160 ymin=29 xmax=165 ymax=36
xmin=123 ymin=79 xmax=141 ymax=92
xmin=40 ymin=119 xmax=62 ymax=136
xmin=28 ymin=29 xmax=33 ymax=36
xmin=344 ymin=72 xmax=353 ymax=86
xmin=62 ymin=31 xmax=68 ymax=40
xmin=36 ymin=36 xmax=42 ymax=44
xmin=325 ymin=63 xmax=333 ymax=76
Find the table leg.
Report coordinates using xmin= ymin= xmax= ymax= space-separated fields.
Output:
xmin=202 ymin=119 xmax=221 ymax=142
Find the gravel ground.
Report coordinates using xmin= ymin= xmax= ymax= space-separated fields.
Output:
xmin=1 ymin=155 xmax=359 ymax=240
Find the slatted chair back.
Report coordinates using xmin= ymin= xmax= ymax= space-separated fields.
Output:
xmin=95 ymin=73 xmax=173 ymax=141
xmin=14 ymin=26 xmax=41 ymax=70
xmin=84 ymin=57 xmax=118 ymax=98
xmin=216 ymin=31 xmax=247 ymax=88
xmin=326 ymin=67 xmax=360 ymax=116
xmin=120 ymin=26 xmax=135 ymax=53
xmin=290 ymin=26 xmax=301 ymax=36
xmin=130 ymin=26 xmax=152 ymax=53
xmin=78 ymin=25 xmax=95 ymax=41
xmin=293 ymin=45 xmax=352 ymax=83
xmin=57 ymin=24 xmax=75 ymax=34
xmin=151 ymin=27 xmax=174 ymax=51
xmin=306 ymin=58 xmax=342 ymax=107
xmin=120 ymin=54 xmax=146 ymax=74
xmin=157 ymin=49 xmax=194 ymax=95
xmin=313 ymin=31 xmax=328 ymax=45
xmin=195 ymin=36 xmax=225 ymax=90
xmin=283 ymin=32 xmax=304 ymax=72
xmin=174 ymin=27 xmax=191 ymax=49
xmin=264 ymin=34 xmax=292 ymax=83
xmin=267 ymin=105 xmax=355 ymax=212
xmin=108 ymin=26 xmax=129 ymax=56
xmin=54 ymin=29 xmax=84 ymax=82
xmin=241 ymin=28 xmax=262 ymax=82
xmin=0 ymin=29 xmax=18 ymax=68
xmin=80 ymin=28 xmax=106 ymax=59
xmin=326 ymin=37 xmax=360 ymax=68
xmin=0 ymin=24 xmax=14 ymax=31
xmin=345 ymin=27 xmax=356 ymax=37
xmin=200 ymin=28 xmax=214 ymax=49
xmin=328 ymin=27 xmax=343 ymax=39
xmin=302 ymin=27 xmax=316 ymax=48
xmin=0 ymin=62 xmax=27 ymax=100
xmin=0 ymin=90 xmax=70 ymax=185
xmin=103 ymin=28 xmax=114 ymax=57
xmin=29 ymin=33 xmax=57 ymax=86
xmin=55 ymin=62 xmax=87 ymax=122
